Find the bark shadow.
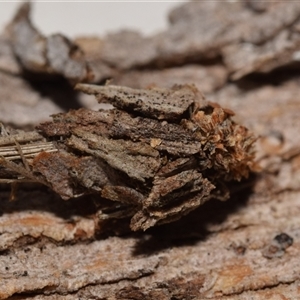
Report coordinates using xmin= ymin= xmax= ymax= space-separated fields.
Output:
xmin=22 ymin=72 xmax=83 ymax=111
xmin=132 ymin=175 xmax=256 ymax=256
xmin=235 ymin=67 xmax=300 ymax=92
xmin=0 ymin=184 xmax=97 ymax=219
xmin=0 ymin=174 xmax=257 ymax=253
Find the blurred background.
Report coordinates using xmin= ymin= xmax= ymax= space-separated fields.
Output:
xmin=0 ymin=2 xmax=181 ymax=38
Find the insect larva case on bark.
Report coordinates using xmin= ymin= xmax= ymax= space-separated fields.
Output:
xmin=31 ymin=84 xmax=256 ymax=230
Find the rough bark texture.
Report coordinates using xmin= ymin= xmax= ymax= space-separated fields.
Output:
xmin=1 ymin=1 xmax=300 ymax=299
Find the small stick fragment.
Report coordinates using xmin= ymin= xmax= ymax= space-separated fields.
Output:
xmin=14 ymin=139 xmax=30 ymax=171
xmin=0 ymin=142 xmax=56 ymax=160
xmin=0 ymin=127 xmax=56 ymax=184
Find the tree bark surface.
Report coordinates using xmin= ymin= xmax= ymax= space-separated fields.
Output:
xmin=1 ymin=1 xmax=300 ymax=299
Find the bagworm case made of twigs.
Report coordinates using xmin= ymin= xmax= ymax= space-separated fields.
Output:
xmin=0 ymin=84 xmax=256 ymax=231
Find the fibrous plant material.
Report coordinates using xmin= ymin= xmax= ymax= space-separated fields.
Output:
xmin=0 ymin=84 xmax=255 ymax=231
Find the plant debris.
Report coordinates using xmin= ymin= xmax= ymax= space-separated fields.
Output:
xmin=0 ymin=84 xmax=255 ymax=231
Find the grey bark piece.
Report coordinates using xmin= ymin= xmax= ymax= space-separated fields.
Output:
xmin=113 ymin=65 xmax=228 ymax=95
xmin=76 ymin=84 xmax=200 ymax=121
xmin=0 ymin=35 xmax=21 ymax=74
xmin=46 ymin=34 xmax=88 ymax=82
xmin=7 ymin=2 xmax=90 ymax=83
xmin=77 ymin=1 xmax=300 ymax=79
xmin=8 ymin=2 xmax=46 ymax=72
xmin=223 ymin=23 xmax=300 ymax=80
xmin=87 ymin=1 xmax=300 ymax=69
xmin=4 ymin=1 xmax=300 ymax=87
xmin=95 ymin=30 xmax=157 ymax=70
xmin=0 ymin=71 xmax=65 ymax=127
